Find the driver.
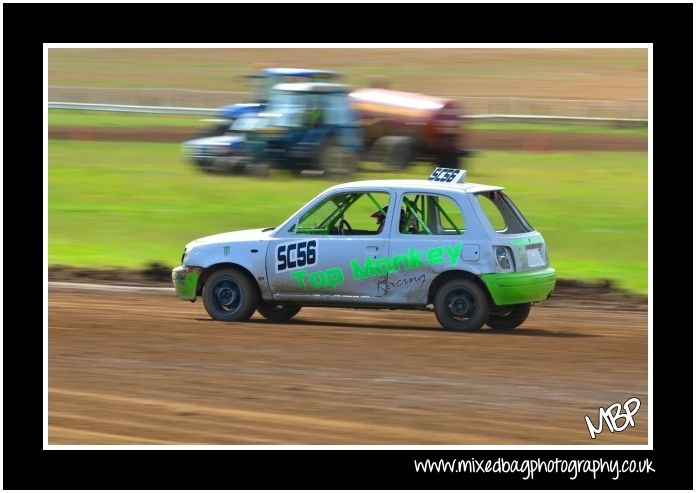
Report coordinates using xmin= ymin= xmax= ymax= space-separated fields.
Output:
xmin=371 ymin=206 xmax=406 ymax=233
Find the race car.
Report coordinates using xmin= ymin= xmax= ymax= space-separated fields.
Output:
xmin=172 ymin=168 xmax=556 ymax=331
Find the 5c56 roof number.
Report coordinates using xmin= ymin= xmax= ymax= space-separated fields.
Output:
xmin=428 ymin=167 xmax=466 ymax=183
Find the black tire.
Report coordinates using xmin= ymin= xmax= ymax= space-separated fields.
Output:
xmin=433 ymin=278 xmax=490 ymax=331
xmin=202 ymin=268 xmax=259 ymax=322
xmin=316 ymin=137 xmax=359 ymax=175
xmin=194 ymin=158 xmax=212 ymax=169
xmin=485 ymin=303 xmax=531 ymax=330
xmin=257 ymin=303 xmax=302 ymax=322
xmin=384 ymin=137 xmax=413 ymax=170
xmin=246 ymin=163 xmax=271 ymax=177
xmin=370 ymin=136 xmax=413 ymax=170
xmin=211 ymin=157 xmax=247 ymax=175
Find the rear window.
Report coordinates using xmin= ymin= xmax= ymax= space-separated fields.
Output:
xmin=475 ymin=191 xmax=533 ymax=234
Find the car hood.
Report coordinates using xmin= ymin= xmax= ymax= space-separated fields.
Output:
xmin=183 ymin=135 xmax=245 ymax=148
xmin=187 ymin=228 xmax=274 ymax=249
xmin=220 ymin=103 xmax=263 ymax=119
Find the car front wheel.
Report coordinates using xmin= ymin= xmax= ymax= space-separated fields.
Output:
xmin=433 ymin=279 xmax=490 ymax=331
xmin=257 ymin=303 xmax=302 ymax=322
xmin=202 ymin=268 xmax=259 ymax=321
xmin=485 ymin=303 xmax=531 ymax=330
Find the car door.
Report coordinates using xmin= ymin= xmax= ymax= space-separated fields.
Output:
xmin=265 ymin=189 xmax=393 ymax=299
xmin=384 ymin=191 xmax=480 ymax=304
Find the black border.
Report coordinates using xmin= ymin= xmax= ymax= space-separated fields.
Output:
xmin=6 ymin=2 xmax=693 ymax=490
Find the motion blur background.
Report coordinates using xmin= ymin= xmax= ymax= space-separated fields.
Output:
xmin=48 ymin=47 xmax=647 ymax=293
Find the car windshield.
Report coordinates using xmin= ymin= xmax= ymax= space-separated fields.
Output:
xmin=263 ymin=91 xmax=312 ymax=127
xmin=263 ymin=90 xmax=353 ymax=127
xmin=227 ymin=114 xmax=265 ymax=133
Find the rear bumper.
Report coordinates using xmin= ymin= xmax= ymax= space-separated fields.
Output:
xmin=172 ymin=266 xmax=202 ymax=301
xmin=481 ymin=267 xmax=556 ymax=306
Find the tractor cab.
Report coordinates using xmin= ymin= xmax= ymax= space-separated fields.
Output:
xmin=247 ymin=82 xmax=363 ymax=175
xmin=247 ymin=68 xmax=341 ymax=104
xmin=219 ymin=68 xmax=341 ymax=122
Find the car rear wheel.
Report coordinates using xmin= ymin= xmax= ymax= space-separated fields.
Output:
xmin=485 ymin=303 xmax=531 ymax=330
xmin=257 ymin=303 xmax=302 ymax=322
xmin=202 ymin=268 xmax=258 ymax=321
xmin=433 ymin=279 xmax=489 ymax=331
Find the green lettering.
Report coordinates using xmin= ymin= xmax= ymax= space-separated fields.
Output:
xmin=309 ymin=271 xmax=326 ymax=288
xmin=444 ymin=243 xmax=462 ymax=265
xmin=325 ymin=268 xmax=345 ymax=289
xmin=351 ymin=257 xmax=375 ymax=280
xmin=427 ymin=247 xmax=444 ymax=265
xmin=407 ymin=248 xmax=426 ymax=269
xmin=374 ymin=258 xmax=390 ymax=275
xmin=390 ymin=254 xmax=410 ymax=273
xmin=290 ymin=270 xmax=307 ymax=288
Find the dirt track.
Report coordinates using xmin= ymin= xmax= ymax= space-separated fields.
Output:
xmin=48 ymin=126 xmax=647 ymax=152
xmin=48 ymin=287 xmax=648 ymax=445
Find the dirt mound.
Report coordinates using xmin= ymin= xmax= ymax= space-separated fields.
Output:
xmin=48 ymin=126 xmax=199 ymax=143
xmin=48 ymin=265 xmax=647 ymax=311
xmin=469 ymin=129 xmax=647 ymax=152
xmin=545 ymin=278 xmax=647 ymax=311
xmin=49 ymin=264 xmax=172 ymax=285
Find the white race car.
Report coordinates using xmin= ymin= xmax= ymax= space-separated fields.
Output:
xmin=172 ymin=168 xmax=556 ymax=331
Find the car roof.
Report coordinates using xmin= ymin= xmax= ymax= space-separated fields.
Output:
xmin=323 ymin=179 xmax=503 ymax=194
xmin=263 ymin=68 xmax=340 ymax=77
xmin=272 ymin=82 xmax=350 ymax=93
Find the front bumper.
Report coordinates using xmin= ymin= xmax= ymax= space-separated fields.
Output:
xmin=172 ymin=266 xmax=202 ymax=301
xmin=481 ymin=267 xmax=556 ymax=306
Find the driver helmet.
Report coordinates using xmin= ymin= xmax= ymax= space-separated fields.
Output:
xmin=370 ymin=206 xmax=388 ymax=226
xmin=370 ymin=207 xmax=406 ymax=230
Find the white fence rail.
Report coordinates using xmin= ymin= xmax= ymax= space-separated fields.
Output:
xmin=48 ymin=85 xmax=648 ymax=121
xmin=48 ymin=102 xmax=217 ymax=115
xmin=48 ymin=101 xmax=647 ymax=125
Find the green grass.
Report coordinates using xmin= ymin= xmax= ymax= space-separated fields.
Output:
xmin=48 ymin=109 xmax=648 ymax=136
xmin=48 ymin=141 xmax=648 ymax=293
xmin=48 ymin=110 xmax=207 ymax=128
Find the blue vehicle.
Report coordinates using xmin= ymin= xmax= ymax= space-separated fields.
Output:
xmin=182 ymin=113 xmax=258 ymax=172
xmin=185 ymin=82 xmax=362 ymax=175
xmin=245 ymin=82 xmax=363 ymax=175
xmin=206 ymin=68 xmax=341 ymax=135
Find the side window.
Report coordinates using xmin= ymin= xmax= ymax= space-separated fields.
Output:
xmin=296 ymin=193 xmax=344 ymax=234
xmin=400 ymin=193 xmax=466 ymax=235
xmin=477 ymin=193 xmax=506 ymax=231
xmin=296 ymin=191 xmax=390 ymax=235
xmin=341 ymin=192 xmax=390 ymax=234
xmin=476 ymin=191 xmax=533 ymax=234
xmin=434 ymin=195 xmax=467 ymax=234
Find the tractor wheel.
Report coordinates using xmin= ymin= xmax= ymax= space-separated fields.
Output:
xmin=316 ymin=137 xmax=359 ymax=176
